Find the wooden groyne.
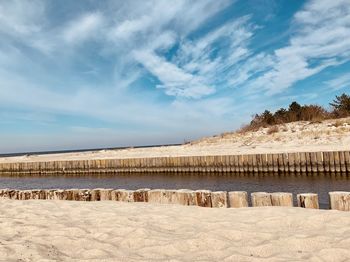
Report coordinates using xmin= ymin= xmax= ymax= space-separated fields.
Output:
xmin=0 ymin=151 xmax=349 ymax=175
xmin=1 ymin=188 xmax=349 ymax=211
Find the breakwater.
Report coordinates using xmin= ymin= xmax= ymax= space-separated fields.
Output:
xmin=0 ymin=188 xmax=349 ymax=211
xmin=0 ymin=151 xmax=349 ymax=175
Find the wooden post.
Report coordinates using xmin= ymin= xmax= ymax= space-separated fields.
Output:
xmin=282 ymin=153 xmax=289 ymax=174
xmin=133 ymin=188 xmax=150 ymax=202
xmin=297 ymin=193 xmax=319 ymax=209
xmin=46 ymin=189 xmax=57 ymax=200
xmin=256 ymin=154 xmax=263 ymax=173
xmin=248 ymin=155 xmax=253 ymax=173
xmin=228 ymin=191 xmax=248 ymax=208
xmin=267 ymin=154 xmax=273 ymax=173
xmin=299 ymin=152 xmax=306 ymax=173
xmin=64 ymin=189 xmax=75 ymax=200
xmin=288 ymin=153 xmax=295 ymax=173
xmin=113 ymin=189 xmax=134 ymax=202
xmin=339 ymin=152 xmax=346 ymax=173
xmin=20 ymin=190 xmax=32 ymax=200
xmin=100 ymin=189 xmax=113 ymax=200
xmin=294 ymin=153 xmax=301 ymax=173
xmin=195 ymin=190 xmax=212 ymax=207
xmin=329 ymin=152 xmax=335 ymax=173
xmin=316 ymin=152 xmax=324 ymax=173
xmin=172 ymin=189 xmax=197 ymax=206
xmin=147 ymin=189 xmax=162 ymax=203
xmin=344 ymin=151 xmax=350 ymax=173
xmin=90 ymin=188 xmax=102 ymax=201
xmin=278 ymin=154 xmax=284 ymax=173
xmin=252 ymin=154 xmax=258 ymax=173
xmin=53 ymin=190 xmax=66 ymax=200
xmin=251 ymin=192 xmax=272 ymax=207
xmin=329 ymin=192 xmax=350 ymax=211
xmin=271 ymin=192 xmax=293 ymax=206
xmin=238 ymin=155 xmax=244 ymax=173
xmin=211 ymin=191 xmax=228 ymax=208
xmin=310 ymin=152 xmax=318 ymax=173
xmin=323 ymin=152 xmax=330 ymax=173
xmin=272 ymin=154 xmax=279 ymax=173
xmin=334 ymin=151 xmax=341 ymax=173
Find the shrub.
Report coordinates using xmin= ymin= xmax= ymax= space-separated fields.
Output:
xmin=330 ymin=93 xmax=350 ymax=117
xmin=267 ymin=125 xmax=279 ymax=135
xmin=239 ymin=93 xmax=349 ymax=133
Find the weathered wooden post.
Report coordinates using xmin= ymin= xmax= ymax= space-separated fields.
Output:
xmin=133 ymin=188 xmax=150 ymax=202
xmin=211 ymin=191 xmax=228 ymax=208
xmin=195 ymin=190 xmax=212 ymax=207
xmin=271 ymin=192 xmax=293 ymax=206
xmin=100 ymin=189 xmax=113 ymax=201
xmin=112 ymin=189 xmax=134 ymax=202
xmin=0 ymin=189 xmax=9 ymax=199
xmin=297 ymin=193 xmax=319 ymax=209
xmin=46 ymin=189 xmax=57 ymax=200
xmin=64 ymin=189 xmax=75 ymax=200
xmin=9 ymin=190 xmax=19 ymax=200
xmin=329 ymin=191 xmax=350 ymax=211
xmin=251 ymin=192 xmax=272 ymax=207
xmin=147 ymin=189 xmax=165 ymax=204
xmin=228 ymin=191 xmax=248 ymax=208
xmin=20 ymin=190 xmax=32 ymax=200
xmin=172 ymin=189 xmax=197 ymax=206
xmin=53 ymin=190 xmax=66 ymax=200
xmin=30 ymin=189 xmax=41 ymax=200
xmin=73 ymin=189 xmax=91 ymax=201
xmin=90 ymin=188 xmax=102 ymax=201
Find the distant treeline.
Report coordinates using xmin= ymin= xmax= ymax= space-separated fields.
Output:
xmin=241 ymin=93 xmax=350 ymax=132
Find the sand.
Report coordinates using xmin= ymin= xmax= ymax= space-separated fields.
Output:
xmin=0 ymin=200 xmax=349 ymax=261
xmin=0 ymin=117 xmax=349 ymax=164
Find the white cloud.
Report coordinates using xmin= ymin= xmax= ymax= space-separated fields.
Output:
xmin=134 ymin=50 xmax=215 ymax=98
xmin=0 ymin=0 xmax=45 ymax=36
xmin=249 ymin=0 xmax=350 ymax=94
xmin=132 ymin=16 xmax=255 ymax=98
xmin=63 ymin=12 xmax=104 ymax=44
xmin=324 ymin=74 xmax=350 ymax=90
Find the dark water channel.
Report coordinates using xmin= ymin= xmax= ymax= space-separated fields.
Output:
xmin=0 ymin=172 xmax=349 ymax=209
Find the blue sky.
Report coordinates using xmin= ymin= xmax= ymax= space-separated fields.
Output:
xmin=0 ymin=0 xmax=350 ymax=153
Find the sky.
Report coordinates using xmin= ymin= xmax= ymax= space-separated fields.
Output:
xmin=0 ymin=0 xmax=350 ymax=153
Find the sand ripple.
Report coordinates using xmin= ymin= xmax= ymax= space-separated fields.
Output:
xmin=0 ymin=200 xmax=349 ymax=261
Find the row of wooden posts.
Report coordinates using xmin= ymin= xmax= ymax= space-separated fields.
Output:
xmin=0 ymin=188 xmax=349 ymax=211
xmin=0 ymin=151 xmax=349 ymax=175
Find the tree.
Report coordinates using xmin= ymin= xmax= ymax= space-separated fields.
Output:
xmin=274 ymin=108 xmax=288 ymax=123
xmin=288 ymin=101 xmax=302 ymax=121
xmin=330 ymin=93 xmax=350 ymax=117
xmin=261 ymin=110 xmax=275 ymax=125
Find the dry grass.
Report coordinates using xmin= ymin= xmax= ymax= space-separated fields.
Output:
xmin=267 ymin=125 xmax=279 ymax=135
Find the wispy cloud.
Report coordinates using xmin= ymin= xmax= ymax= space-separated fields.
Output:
xmin=249 ymin=0 xmax=350 ymax=94
xmin=325 ymin=74 xmax=350 ymax=91
xmin=63 ymin=12 xmax=105 ymax=45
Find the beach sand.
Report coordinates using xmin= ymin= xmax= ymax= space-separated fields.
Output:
xmin=0 ymin=200 xmax=349 ymax=261
xmin=0 ymin=117 xmax=349 ymax=164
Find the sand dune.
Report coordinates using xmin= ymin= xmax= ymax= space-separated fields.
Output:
xmin=0 ymin=200 xmax=349 ymax=261
xmin=0 ymin=118 xmax=349 ymax=163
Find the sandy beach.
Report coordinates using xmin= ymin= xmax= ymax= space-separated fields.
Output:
xmin=0 ymin=200 xmax=349 ymax=261
xmin=0 ymin=118 xmax=349 ymax=164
